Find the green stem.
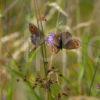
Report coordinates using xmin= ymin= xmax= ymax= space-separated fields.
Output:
xmin=34 ymin=0 xmax=48 ymax=77
xmin=88 ymin=57 xmax=100 ymax=96
xmin=34 ymin=1 xmax=49 ymax=100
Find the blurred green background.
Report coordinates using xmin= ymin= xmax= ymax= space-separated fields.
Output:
xmin=0 ymin=0 xmax=100 ymax=100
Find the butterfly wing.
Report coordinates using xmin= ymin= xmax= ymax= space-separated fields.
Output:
xmin=62 ymin=32 xmax=72 ymax=39
xmin=61 ymin=32 xmax=72 ymax=46
xmin=29 ymin=23 xmax=41 ymax=46
xmin=29 ymin=23 xmax=40 ymax=36
xmin=65 ymin=38 xmax=80 ymax=49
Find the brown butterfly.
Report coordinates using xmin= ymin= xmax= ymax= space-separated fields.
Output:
xmin=29 ymin=23 xmax=42 ymax=47
xmin=47 ymin=32 xmax=80 ymax=53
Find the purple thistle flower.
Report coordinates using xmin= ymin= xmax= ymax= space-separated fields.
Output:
xmin=46 ymin=33 xmax=62 ymax=53
xmin=46 ymin=33 xmax=55 ymax=46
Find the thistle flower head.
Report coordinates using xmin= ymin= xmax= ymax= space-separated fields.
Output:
xmin=46 ymin=33 xmax=55 ymax=46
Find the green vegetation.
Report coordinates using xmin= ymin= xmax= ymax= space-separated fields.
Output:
xmin=0 ymin=0 xmax=100 ymax=100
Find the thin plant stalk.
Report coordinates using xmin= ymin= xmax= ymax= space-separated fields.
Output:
xmin=34 ymin=0 xmax=50 ymax=99
xmin=88 ymin=56 xmax=100 ymax=96
xmin=34 ymin=0 xmax=47 ymax=76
